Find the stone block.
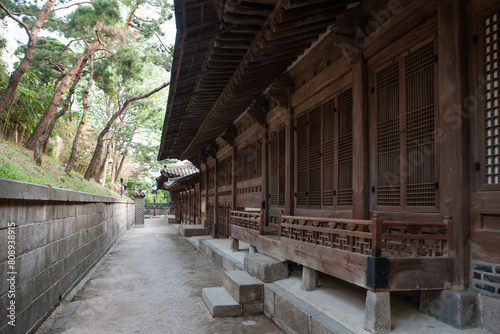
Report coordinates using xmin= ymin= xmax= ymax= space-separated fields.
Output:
xmin=224 ymin=270 xmax=263 ymax=304
xmin=231 ymin=238 xmax=239 ymax=252
xmin=179 ymin=225 xmax=210 ymax=237
xmin=202 ymin=287 xmax=242 ymax=317
xmin=420 ymin=290 xmax=478 ymax=329
xmin=479 ymin=294 xmax=500 ymax=334
xmin=243 ymin=302 xmax=263 ymax=316
xmin=364 ymin=291 xmax=391 ymax=334
xmin=274 ymin=290 xmax=310 ymax=334
xmin=264 ymin=284 xmax=275 ymax=317
xmin=310 ymin=314 xmax=357 ymax=334
xmin=244 ymin=253 xmax=288 ymax=283
xmin=301 ymin=265 xmax=318 ymax=291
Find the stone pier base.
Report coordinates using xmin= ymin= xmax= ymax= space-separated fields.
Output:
xmin=301 ymin=266 xmax=318 ymax=291
xmin=420 ymin=290 xmax=478 ymax=329
xmin=364 ymin=291 xmax=391 ymax=334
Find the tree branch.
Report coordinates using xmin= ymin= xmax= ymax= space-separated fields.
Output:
xmin=0 ymin=3 xmax=30 ymax=36
xmin=54 ymin=2 xmax=92 ymax=11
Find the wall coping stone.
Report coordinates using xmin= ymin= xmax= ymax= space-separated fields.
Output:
xmin=0 ymin=178 xmax=133 ymax=204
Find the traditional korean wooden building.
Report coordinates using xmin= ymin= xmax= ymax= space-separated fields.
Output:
xmin=158 ymin=0 xmax=500 ymax=332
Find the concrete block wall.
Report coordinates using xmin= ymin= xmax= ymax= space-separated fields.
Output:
xmin=0 ymin=179 xmax=134 ymax=334
xmin=471 ymin=260 xmax=500 ymax=333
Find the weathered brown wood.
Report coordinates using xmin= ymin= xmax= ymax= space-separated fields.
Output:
xmin=291 ymin=56 xmax=351 ymax=109
xmin=231 ymin=225 xmax=369 ymax=288
xmin=363 ymin=0 xmax=437 ymax=60
xmin=285 ymin=85 xmax=294 ymax=216
xmin=260 ymin=209 xmax=265 ymax=235
xmin=385 ymin=258 xmax=453 ymax=291
xmin=351 ymin=58 xmax=368 ymax=220
xmin=437 ymin=0 xmax=470 ymax=289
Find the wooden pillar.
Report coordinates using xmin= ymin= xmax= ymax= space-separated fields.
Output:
xmin=352 ymin=59 xmax=369 ymax=219
xmin=231 ymin=146 xmax=237 ymax=210
xmin=437 ymin=0 xmax=470 ymax=289
xmin=285 ymin=86 xmax=295 ymax=216
xmin=214 ymin=158 xmax=219 ymax=236
xmin=204 ymin=163 xmax=209 ymax=228
xmin=262 ymin=123 xmax=269 ymax=225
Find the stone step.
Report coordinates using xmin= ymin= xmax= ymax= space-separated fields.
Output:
xmin=224 ymin=270 xmax=263 ymax=304
xmin=202 ymin=287 xmax=242 ymax=317
xmin=244 ymin=253 xmax=289 ymax=283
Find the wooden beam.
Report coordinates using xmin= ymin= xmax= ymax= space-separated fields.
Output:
xmin=437 ymin=0 xmax=470 ymax=290
xmin=352 ymin=59 xmax=368 ymax=219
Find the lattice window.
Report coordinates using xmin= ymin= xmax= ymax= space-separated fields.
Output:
xmin=405 ymin=42 xmax=436 ymax=206
xmin=377 ymin=62 xmax=401 ymax=207
xmin=297 ymin=113 xmax=308 ymax=207
xmin=337 ymin=89 xmax=353 ymax=206
xmin=279 ymin=125 xmax=286 ymax=206
xmin=309 ymin=106 xmax=322 ymax=207
xmin=322 ymin=98 xmax=336 ymax=207
xmin=236 ymin=139 xmax=262 ymax=183
xmin=270 ymin=129 xmax=279 ymax=206
xmin=374 ymin=39 xmax=437 ymax=210
xmin=484 ymin=10 xmax=500 ymax=185
xmin=270 ymin=125 xmax=286 ymax=207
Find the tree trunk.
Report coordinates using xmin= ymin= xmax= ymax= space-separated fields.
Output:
xmin=96 ymin=137 xmax=112 ymax=184
xmin=110 ymin=146 xmax=119 ymax=185
xmin=33 ymin=59 xmax=87 ymax=165
xmin=65 ymin=55 xmax=95 ymax=174
xmin=84 ymin=81 xmax=170 ymax=180
xmin=115 ymin=154 xmax=126 ymax=184
xmin=95 ymin=115 xmax=124 ymax=184
xmin=0 ymin=0 xmax=56 ymax=116
xmin=25 ymin=41 xmax=100 ymax=150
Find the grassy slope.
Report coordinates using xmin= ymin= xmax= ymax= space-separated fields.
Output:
xmin=0 ymin=139 xmax=121 ymax=197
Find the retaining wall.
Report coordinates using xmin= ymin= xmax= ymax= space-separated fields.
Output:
xmin=0 ymin=178 xmax=135 ymax=334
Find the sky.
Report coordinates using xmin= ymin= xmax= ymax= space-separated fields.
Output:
xmin=2 ymin=0 xmax=177 ymax=71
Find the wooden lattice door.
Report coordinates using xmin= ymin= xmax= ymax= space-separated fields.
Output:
xmin=373 ymin=38 xmax=438 ymax=211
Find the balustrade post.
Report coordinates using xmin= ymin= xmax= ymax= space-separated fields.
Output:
xmin=371 ymin=214 xmax=382 ymax=257
xmin=444 ymin=215 xmax=454 ymax=256
xmin=259 ymin=209 xmax=265 ymax=235
xmin=367 ymin=214 xmax=388 ymax=290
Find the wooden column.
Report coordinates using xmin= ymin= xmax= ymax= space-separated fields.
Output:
xmin=352 ymin=59 xmax=369 ymax=219
xmin=285 ymin=86 xmax=295 ymax=216
xmin=204 ymin=163 xmax=209 ymax=228
xmin=262 ymin=124 xmax=269 ymax=225
xmin=231 ymin=146 xmax=237 ymax=210
xmin=214 ymin=158 xmax=219 ymax=236
xmin=437 ymin=0 xmax=470 ymax=289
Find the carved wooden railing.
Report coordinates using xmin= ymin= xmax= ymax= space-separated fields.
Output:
xmin=279 ymin=214 xmax=374 ymax=255
xmin=380 ymin=216 xmax=453 ymax=257
xmin=279 ymin=214 xmax=453 ymax=258
xmin=230 ymin=210 xmax=265 ymax=234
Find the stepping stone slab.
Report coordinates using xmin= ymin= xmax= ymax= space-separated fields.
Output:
xmin=202 ymin=287 xmax=242 ymax=317
xmin=244 ymin=253 xmax=289 ymax=283
xmin=224 ymin=270 xmax=263 ymax=304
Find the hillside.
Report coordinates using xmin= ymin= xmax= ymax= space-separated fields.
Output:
xmin=0 ymin=139 xmax=122 ymax=197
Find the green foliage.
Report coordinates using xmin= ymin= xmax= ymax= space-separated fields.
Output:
xmin=64 ymin=0 xmax=122 ymax=40
xmin=15 ymin=37 xmax=76 ymax=84
xmin=0 ymin=139 xmax=120 ymax=197
xmin=0 ymin=68 xmax=54 ymax=142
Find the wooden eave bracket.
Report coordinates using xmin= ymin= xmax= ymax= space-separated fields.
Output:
xmin=198 ymin=150 xmax=209 ymax=164
xmin=328 ymin=12 xmax=365 ymax=64
xmin=220 ymin=124 xmax=237 ymax=146
xmin=206 ymin=143 xmax=218 ymax=159
xmin=247 ymin=96 xmax=269 ymax=126
xmin=264 ymin=74 xmax=293 ymax=108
